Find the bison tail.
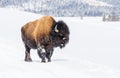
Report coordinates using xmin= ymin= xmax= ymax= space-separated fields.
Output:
xmin=21 ymin=27 xmax=25 ymax=41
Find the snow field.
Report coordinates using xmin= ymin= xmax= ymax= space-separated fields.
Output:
xmin=0 ymin=8 xmax=120 ymax=78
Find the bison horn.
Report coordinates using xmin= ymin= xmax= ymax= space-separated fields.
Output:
xmin=55 ymin=24 xmax=59 ymax=33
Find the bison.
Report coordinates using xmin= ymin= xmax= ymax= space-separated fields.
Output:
xmin=21 ymin=16 xmax=70 ymax=63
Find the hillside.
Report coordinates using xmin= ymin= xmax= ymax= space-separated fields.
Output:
xmin=0 ymin=0 xmax=120 ymax=16
xmin=0 ymin=8 xmax=120 ymax=78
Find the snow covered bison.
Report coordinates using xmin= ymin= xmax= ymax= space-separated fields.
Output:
xmin=21 ymin=16 xmax=70 ymax=63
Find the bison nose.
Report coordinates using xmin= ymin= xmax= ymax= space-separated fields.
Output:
xmin=60 ymin=44 xmax=65 ymax=48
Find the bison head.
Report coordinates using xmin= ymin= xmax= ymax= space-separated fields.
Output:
xmin=51 ymin=21 xmax=70 ymax=48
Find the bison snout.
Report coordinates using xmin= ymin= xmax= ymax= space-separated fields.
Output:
xmin=60 ymin=44 xmax=65 ymax=49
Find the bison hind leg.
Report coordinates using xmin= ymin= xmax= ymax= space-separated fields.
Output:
xmin=24 ymin=44 xmax=32 ymax=62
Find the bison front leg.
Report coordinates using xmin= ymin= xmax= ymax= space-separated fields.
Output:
xmin=37 ymin=45 xmax=46 ymax=63
xmin=46 ymin=48 xmax=53 ymax=62
xmin=24 ymin=44 xmax=32 ymax=62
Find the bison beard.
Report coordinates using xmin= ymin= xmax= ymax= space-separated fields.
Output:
xmin=21 ymin=16 xmax=70 ymax=63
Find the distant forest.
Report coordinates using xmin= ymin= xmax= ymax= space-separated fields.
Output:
xmin=0 ymin=0 xmax=120 ymax=16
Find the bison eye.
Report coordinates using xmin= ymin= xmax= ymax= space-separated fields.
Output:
xmin=59 ymin=33 xmax=64 ymax=38
xmin=60 ymin=33 xmax=63 ymax=36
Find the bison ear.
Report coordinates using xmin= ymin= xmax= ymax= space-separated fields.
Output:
xmin=54 ymin=24 xmax=59 ymax=33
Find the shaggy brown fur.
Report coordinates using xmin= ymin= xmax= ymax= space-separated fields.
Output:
xmin=21 ymin=16 xmax=56 ymax=47
xmin=21 ymin=15 xmax=70 ymax=63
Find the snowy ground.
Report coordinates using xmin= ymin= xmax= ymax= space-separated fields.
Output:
xmin=0 ymin=8 xmax=120 ymax=78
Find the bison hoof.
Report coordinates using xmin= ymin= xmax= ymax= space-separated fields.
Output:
xmin=48 ymin=59 xmax=51 ymax=62
xmin=24 ymin=58 xmax=32 ymax=62
xmin=41 ymin=60 xmax=46 ymax=63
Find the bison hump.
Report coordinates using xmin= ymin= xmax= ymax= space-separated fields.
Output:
xmin=32 ymin=16 xmax=55 ymax=42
